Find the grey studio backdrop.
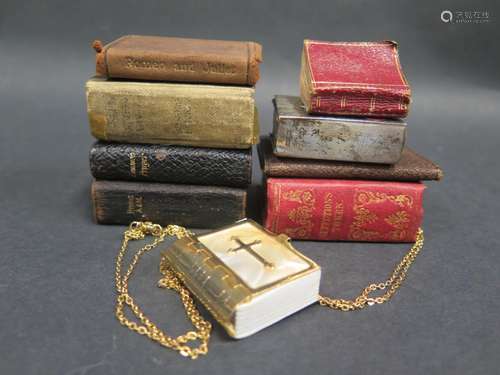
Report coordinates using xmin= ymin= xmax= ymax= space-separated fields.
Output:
xmin=1 ymin=1 xmax=499 ymax=374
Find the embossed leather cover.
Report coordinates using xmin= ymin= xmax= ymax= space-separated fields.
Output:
xmin=93 ymin=35 xmax=262 ymax=85
xmin=91 ymin=180 xmax=246 ymax=228
xmin=300 ymin=40 xmax=411 ymax=118
xmin=272 ymin=96 xmax=406 ymax=163
xmin=264 ymin=178 xmax=425 ymax=242
xmin=259 ymin=136 xmax=443 ymax=181
xmin=86 ymin=78 xmax=258 ymax=149
xmin=90 ymin=142 xmax=252 ymax=187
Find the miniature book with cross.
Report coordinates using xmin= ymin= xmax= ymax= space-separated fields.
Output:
xmin=163 ymin=219 xmax=321 ymax=338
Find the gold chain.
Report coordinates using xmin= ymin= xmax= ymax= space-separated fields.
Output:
xmin=318 ymin=228 xmax=424 ymax=311
xmin=114 ymin=221 xmax=212 ymax=360
xmin=114 ymin=221 xmax=424 ymax=358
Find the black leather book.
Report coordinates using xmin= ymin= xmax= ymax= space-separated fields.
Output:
xmin=91 ymin=180 xmax=247 ymax=228
xmin=89 ymin=142 xmax=252 ymax=188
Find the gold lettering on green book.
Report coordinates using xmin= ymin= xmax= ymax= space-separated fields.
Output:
xmin=173 ymin=99 xmax=193 ymax=135
xmin=86 ymin=78 xmax=257 ymax=148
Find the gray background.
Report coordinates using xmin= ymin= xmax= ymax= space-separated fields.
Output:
xmin=1 ymin=0 xmax=499 ymax=374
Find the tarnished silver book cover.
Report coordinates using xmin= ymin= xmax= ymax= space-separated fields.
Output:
xmin=272 ymin=96 xmax=407 ymax=164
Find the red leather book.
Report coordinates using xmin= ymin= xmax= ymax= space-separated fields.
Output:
xmin=300 ymin=40 xmax=411 ymax=118
xmin=264 ymin=178 xmax=424 ymax=242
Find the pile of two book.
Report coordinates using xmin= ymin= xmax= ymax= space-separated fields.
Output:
xmin=261 ymin=40 xmax=443 ymax=242
xmin=85 ymin=36 xmax=262 ymax=228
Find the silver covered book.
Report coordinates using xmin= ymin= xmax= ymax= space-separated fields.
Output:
xmin=272 ymin=96 xmax=407 ymax=164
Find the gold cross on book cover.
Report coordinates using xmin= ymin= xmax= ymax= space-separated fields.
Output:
xmin=163 ymin=219 xmax=321 ymax=338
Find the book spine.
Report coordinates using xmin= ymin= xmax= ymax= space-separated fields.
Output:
xmin=164 ymin=236 xmax=252 ymax=334
xmin=272 ymin=113 xmax=406 ymax=165
xmin=94 ymin=38 xmax=262 ymax=85
xmin=264 ymin=178 xmax=425 ymax=242
xmin=91 ymin=180 xmax=247 ymax=228
xmin=259 ymin=136 xmax=443 ymax=181
xmin=309 ymin=92 xmax=410 ymax=118
xmin=89 ymin=142 xmax=252 ymax=187
xmin=86 ymin=79 xmax=258 ymax=149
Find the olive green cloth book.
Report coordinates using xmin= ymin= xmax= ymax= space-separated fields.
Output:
xmin=86 ymin=77 xmax=258 ymax=149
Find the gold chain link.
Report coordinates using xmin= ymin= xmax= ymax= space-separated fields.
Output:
xmin=114 ymin=222 xmax=424 ymax=358
xmin=318 ymin=228 xmax=424 ymax=311
xmin=114 ymin=221 xmax=212 ymax=360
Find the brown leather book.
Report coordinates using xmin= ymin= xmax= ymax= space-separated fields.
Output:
xmin=258 ymin=136 xmax=443 ymax=181
xmin=92 ymin=35 xmax=262 ymax=85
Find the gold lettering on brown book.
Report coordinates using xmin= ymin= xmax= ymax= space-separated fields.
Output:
xmin=173 ymin=63 xmax=195 ymax=72
xmin=201 ymin=62 xmax=237 ymax=75
xmin=127 ymin=57 xmax=167 ymax=70
xmin=127 ymin=195 xmax=143 ymax=214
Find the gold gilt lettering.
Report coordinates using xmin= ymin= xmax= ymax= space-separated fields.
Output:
xmin=173 ymin=99 xmax=193 ymax=134
xmin=319 ymin=193 xmax=333 ymax=238
xmin=126 ymin=57 xmax=166 ymax=70
xmin=332 ymin=202 xmax=344 ymax=234
xmin=201 ymin=62 xmax=237 ymax=75
xmin=127 ymin=195 xmax=143 ymax=214
xmin=129 ymin=152 xmax=137 ymax=177
xmin=140 ymin=153 xmax=150 ymax=177
xmin=173 ymin=63 xmax=195 ymax=72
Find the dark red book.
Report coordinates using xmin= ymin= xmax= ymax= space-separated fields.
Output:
xmin=264 ymin=178 xmax=424 ymax=242
xmin=300 ymin=40 xmax=411 ymax=118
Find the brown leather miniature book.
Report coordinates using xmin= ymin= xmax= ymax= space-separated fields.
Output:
xmin=92 ymin=35 xmax=262 ymax=85
xmin=258 ymin=136 xmax=443 ymax=181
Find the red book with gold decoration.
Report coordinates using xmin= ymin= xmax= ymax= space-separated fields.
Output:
xmin=264 ymin=178 xmax=425 ymax=242
xmin=300 ymin=40 xmax=411 ymax=118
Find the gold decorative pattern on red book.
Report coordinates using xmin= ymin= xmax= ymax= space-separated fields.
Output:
xmin=264 ymin=179 xmax=425 ymax=242
xmin=349 ymin=190 xmax=414 ymax=241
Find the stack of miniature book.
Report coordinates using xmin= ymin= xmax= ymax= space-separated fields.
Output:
xmin=260 ymin=40 xmax=442 ymax=242
xmin=86 ymin=35 xmax=262 ymax=228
